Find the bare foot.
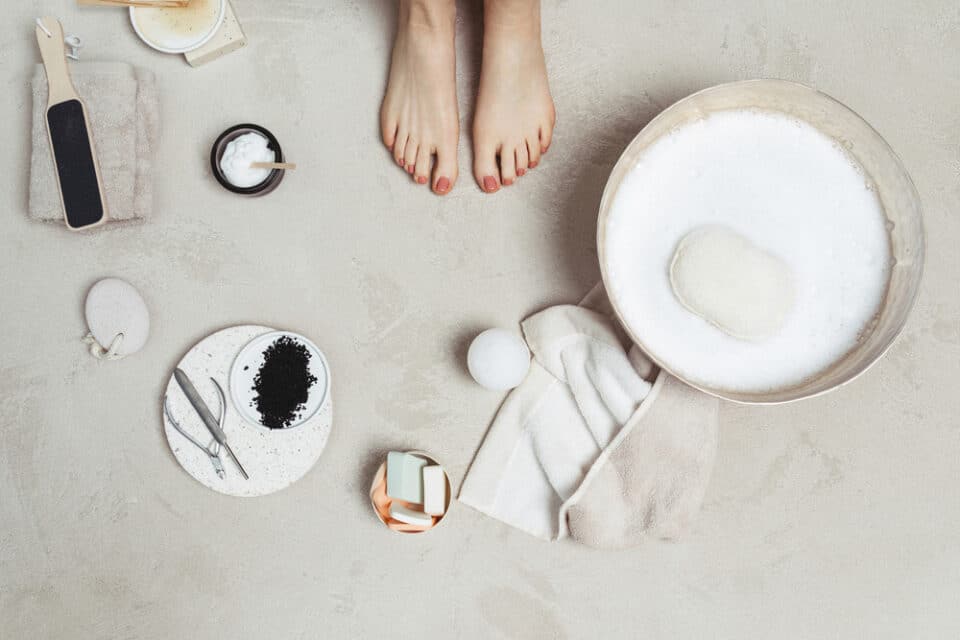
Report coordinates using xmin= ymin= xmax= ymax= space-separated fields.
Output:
xmin=381 ymin=0 xmax=459 ymax=195
xmin=473 ymin=0 xmax=555 ymax=193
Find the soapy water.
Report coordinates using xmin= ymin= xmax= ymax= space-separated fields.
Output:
xmin=604 ymin=109 xmax=891 ymax=393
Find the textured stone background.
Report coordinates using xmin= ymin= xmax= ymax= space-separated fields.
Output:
xmin=1 ymin=1 xmax=958 ymax=638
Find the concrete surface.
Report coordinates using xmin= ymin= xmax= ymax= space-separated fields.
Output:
xmin=1 ymin=1 xmax=958 ymax=638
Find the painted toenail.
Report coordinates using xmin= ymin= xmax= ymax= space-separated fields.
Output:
xmin=503 ymin=178 xmax=514 ymax=186
xmin=416 ymin=176 xmax=427 ymax=184
xmin=436 ymin=177 xmax=450 ymax=192
xmin=529 ymin=161 xmax=538 ymax=168
xmin=483 ymin=176 xmax=498 ymax=192
xmin=517 ymin=168 xmax=526 ymax=176
xmin=406 ymin=165 xmax=414 ymax=174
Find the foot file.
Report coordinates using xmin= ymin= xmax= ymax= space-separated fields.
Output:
xmin=35 ymin=17 xmax=107 ymax=230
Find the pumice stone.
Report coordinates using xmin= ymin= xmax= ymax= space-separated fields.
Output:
xmin=84 ymin=278 xmax=150 ymax=359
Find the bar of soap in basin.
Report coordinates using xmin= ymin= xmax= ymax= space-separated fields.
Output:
xmin=669 ymin=225 xmax=795 ymax=341
xmin=422 ymin=465 xmax=447 ymax=516
xmin=389 ymin=503 xmax=433 ymax=527
xmin=386 ymin=452 xmax=427 ymax=504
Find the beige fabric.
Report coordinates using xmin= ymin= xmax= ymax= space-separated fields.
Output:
xmin=29 ymin=62 xmax=159 ymax=224
xmin=562 ymin=371 xmax=719 ymax=548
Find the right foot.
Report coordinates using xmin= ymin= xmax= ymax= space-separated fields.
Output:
xmin=380 ymin=0 xmax=460 ymax=195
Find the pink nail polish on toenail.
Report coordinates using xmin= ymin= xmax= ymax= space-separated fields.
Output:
xmin=483 ymin=176 xmax=498 ymax=192
xmin=503 ymin=178 xmax=514 ymax=186
xmin=406 ymin=165 xmax=414 ymax=174
xmin=529 ymin=161 xmax=538 ymax=168
xmin=517 ymin=168 xmax=526 ymax=176
xmin=436 ymin=177 xmax=450 ymax=192
xmin=417 ymin=176 xmax=427 ymax=184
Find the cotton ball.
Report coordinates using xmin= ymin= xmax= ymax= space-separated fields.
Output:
xmin=467 ymin=329 xmax=531 ymax=391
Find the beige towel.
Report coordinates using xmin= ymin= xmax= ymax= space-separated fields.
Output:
xmin=459 ymin=285 xmax=720 ymax=549
xmin=29 ymin=62 xmax=159 ymax=224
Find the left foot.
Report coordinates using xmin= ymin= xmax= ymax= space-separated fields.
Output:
xmin=472 ymin=0 xmax=555 ymax=193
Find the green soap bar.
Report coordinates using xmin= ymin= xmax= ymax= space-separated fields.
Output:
xmin=386 ymin=452 xmax=427 ymax=504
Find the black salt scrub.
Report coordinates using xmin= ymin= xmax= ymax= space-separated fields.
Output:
xmin=251 ymin=336 xmax=318 ymax=429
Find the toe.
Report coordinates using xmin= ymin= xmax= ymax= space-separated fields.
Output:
xmin=526 ymin=136 xmax=541 ymax=168
xmin=394 ymin=131 xmax=409 ymax=166
xmin=381 ymin=112 xmax=398 ymax=151
xmin=414 ymin=146 xmax=431 ymax=185
xmin=515 ymin=143 xmax=529 ymax=177
xmin=499 ymin=145 xmax=517 ymax=186
xmin=539 ymin=121 xmax=554 ymax=154
xmin=433 ymin=139 xmax=458 ymax=195
xmin=474 ymin=140 xmax=500 ymax=193
xmin=403 ymin=140 xmax=419 ymax=175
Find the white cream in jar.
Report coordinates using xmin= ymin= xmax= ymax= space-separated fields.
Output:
xmin=219 ymin=132 xmax=276 ymax=188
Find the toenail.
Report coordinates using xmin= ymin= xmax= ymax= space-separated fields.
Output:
xmin=406 ymin=165 xmax=414 ymax=173
xmin=517 ymin=168 xmax=526 ymax=176
xmin=529 ymin=161 xmax=538 ymax=168
xmin=503 ymin=178 xmax=514 ymax=186
xmin=436 ymin=177 xmax=450 ymax=193
xmin=416 ymin=176 xmax=427 ymax=184
xmin=483 ymin=176 xmax=498 ymax=192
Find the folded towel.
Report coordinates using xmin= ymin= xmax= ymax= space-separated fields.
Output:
xmin=29 ymin=62 xmax=160 ymax=224
xmin=459 ymin=285 xmax=719 ymax=548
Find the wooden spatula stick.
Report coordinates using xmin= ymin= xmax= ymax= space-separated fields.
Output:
xmin=78 ymin=0 xmax=192 ymax=8
xmin=250 ymin=162 xmax=297 ymax=170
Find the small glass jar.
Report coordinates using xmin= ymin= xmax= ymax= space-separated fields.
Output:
xmin=210 ymin=123 xmax=285 ymax=196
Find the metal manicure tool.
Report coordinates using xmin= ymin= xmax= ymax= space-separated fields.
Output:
xmin=163 ymin=393 xmax=225 ymax=479
xmin=174 ymin=368 xmax=250 ymax=480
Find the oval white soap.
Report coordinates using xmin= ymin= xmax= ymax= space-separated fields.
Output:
xmin=85 ymin=278 xmax=150 ymax=356
xmin=669 ymin=226 xmax=794 ymax=341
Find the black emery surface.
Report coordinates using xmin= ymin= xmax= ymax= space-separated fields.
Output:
xmin=47 ymin=100 xmax=103 ymax=228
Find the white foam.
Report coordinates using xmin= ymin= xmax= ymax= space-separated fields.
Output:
xmin=604 ymin=109 xmax=891 ymax=392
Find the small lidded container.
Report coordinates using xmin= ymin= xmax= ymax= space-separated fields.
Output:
xmin=210 ymin=123 xmax=285 ymax=196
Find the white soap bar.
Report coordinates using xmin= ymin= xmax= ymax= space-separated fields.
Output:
xmin=422 ymin=465 xmax=447 ymax=516
xmin=184 ymin=0 xmax=247 ymax=67
xmin=669 ymin=226 xmax=795 ymax=341
xmin=389 ymin=503 xmax=433 ymax=526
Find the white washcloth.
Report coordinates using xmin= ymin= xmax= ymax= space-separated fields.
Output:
xmin=459 ymin=286 xmax=719 ymax=547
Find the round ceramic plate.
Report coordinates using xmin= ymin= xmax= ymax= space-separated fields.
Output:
xmin=129 ymin=0 xmax=225 ymax=54
xmin=229 ymin=331 xmax=330 ymax=430
xmin=162 ymin=325 xmax=332 ymax=497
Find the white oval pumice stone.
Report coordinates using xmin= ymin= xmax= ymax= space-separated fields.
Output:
xmin=669 ymin=226 xmax=795 ymax=341
xmin=467 ymin=328 xmax=531 ymax=391
xmin=84 ymin=278 xmax=150 ymax=356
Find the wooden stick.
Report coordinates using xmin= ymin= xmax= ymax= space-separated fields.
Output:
xmin=78 ymin=0 xmax=191 ymax=8
xmin=250 ymin=162 xmax=297 ymax=170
